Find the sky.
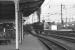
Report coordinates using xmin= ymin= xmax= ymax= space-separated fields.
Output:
xmin=40 ymin=0 xmax=75 ymax=22
xmin=24 ymin=0 xmax=75 ymax=24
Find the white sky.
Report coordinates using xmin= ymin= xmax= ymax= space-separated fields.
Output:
xmin=24 ymin=0 xmax=75 ymax=24
xmin=41 ymin=0 xmax=75 ymax=22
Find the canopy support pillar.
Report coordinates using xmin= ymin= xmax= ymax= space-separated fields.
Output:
xmin=15 ymin=0 xmax=19 ymax=50
xmin=19 ymin=12 xmax=23 ymax=44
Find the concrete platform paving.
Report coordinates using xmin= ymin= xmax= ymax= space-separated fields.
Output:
xmin=0 ymin=34 xmax=48 ymax=50
xmin=20 ymin=34 xmax=47 ymax=50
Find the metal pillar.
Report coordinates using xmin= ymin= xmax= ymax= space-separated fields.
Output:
xmin=20 ymin=14 xmax=23 ymax=42
xmin=18 ymin=12 xmax=22 ymax=44
xmin=21 ymin=14 xmax=23 ymax=43
xmin=15 ymin=0 xmax=19 ymax=50
xmin=22 ymin=14 xmax=24 ymax=40
xmin=15 ymin=2 xmax=23 ymax=45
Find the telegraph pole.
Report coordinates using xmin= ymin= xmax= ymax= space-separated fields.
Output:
xmin=37 ymin=7 xmax=41 ymax=22
xmin=66 ymin=17 xmax=67 ymax=23
xmin=61 ymin=4 xmax=63 ymax=24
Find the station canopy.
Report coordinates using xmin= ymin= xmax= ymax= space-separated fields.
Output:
xmin=0 ymin=0 xmax=44 ymax=20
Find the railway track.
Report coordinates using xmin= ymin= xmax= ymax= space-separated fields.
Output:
xmin=44 ymin=30 xmax=75 ymax=37
xmin=39 ymin=37 xmax=67 ymax=50
xmin=42 ymin=34 xmax=75 ymax=43
xmin=46 ymin=33 xmax=75 ymax=37
xmin=31 ymin=32 xmax=73 ymax=50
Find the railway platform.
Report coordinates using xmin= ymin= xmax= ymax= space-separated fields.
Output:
xmin=0 ymin=34 xmax=48 ymax=50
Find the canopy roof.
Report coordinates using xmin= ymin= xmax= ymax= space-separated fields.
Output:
xmin=0 ymin=0 xmax=44 ymax=20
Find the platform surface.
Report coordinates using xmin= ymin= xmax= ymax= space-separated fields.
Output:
xmin=0 ymin=34 xmax=48 ymax=50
